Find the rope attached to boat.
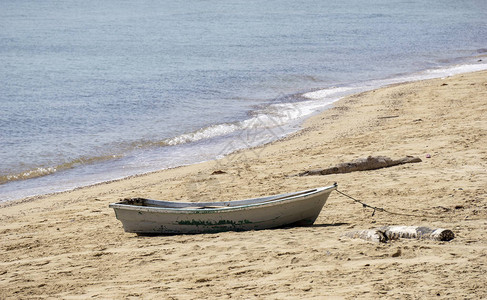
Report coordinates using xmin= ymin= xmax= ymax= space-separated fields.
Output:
xmin=335 ymin=187 xmax=441 ymax=219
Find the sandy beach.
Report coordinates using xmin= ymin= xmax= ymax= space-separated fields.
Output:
xmin=1 ymin=70 xmax=486 ymax=299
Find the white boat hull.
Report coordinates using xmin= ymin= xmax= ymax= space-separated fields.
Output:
xmin=109 ymin=185 xmax=336 ymax=234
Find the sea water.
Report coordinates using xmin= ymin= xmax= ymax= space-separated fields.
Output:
xmin=1 ymin=0 xmax=486 ymax=201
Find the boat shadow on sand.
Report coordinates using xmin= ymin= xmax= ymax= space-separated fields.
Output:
xmin=134 ymin=222 xmax=350 ymax=237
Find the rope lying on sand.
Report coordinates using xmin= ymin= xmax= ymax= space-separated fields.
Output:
xmin=335 ymin=188 xmax=440 ymax=218
xmin=334 ymin=188 xmax=455 ymax=243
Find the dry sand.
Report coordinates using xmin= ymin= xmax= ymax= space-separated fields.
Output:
xmin=1 ymin=71 xmax=486 ymax=299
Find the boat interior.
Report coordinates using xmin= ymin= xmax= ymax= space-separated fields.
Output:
xmin=116 ymin=189 xmax=319 ymax=209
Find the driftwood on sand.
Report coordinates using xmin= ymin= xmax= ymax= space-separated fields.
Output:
xmin=299 ymin=155 xmax=421 ymax=176
xmin=343 ymin=226 xmax=455 ymax=243
xmin=343 ymin=229 xmax=388 ymax=243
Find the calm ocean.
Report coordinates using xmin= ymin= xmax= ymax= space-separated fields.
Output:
xmin=1 ymin=0 xmax=486 ymax=201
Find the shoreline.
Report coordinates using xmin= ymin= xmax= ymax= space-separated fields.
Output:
xmin=2 ymin=61 xmax=487 ymax=203
xmin=1 ymin=70 xmax=487 ymax=298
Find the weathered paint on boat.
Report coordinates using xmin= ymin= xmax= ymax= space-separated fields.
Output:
xmin=109 ymin=184 xmax=336 ymax=234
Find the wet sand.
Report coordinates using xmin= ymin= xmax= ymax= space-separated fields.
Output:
xmin=1 ymin=70 xmax=486 ymax=299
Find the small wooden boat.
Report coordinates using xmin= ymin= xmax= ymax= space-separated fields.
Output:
xmin=109 ymin=184 xmax=336 ymax=234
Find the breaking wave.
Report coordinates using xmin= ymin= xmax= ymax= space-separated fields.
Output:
xmin=0 ymin=155 xmax=122 ymax=185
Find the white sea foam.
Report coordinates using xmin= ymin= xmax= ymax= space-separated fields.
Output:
xmin=164 ymin=62 xmax=487 ymax=152
xmin=368 ymin=63 xmax=487 ymax=88
xmin=4 ymin=167 xmax=57 ymax=182
xmin=166 ymin=123 xmax=240 ymax=146
xmin=421 ymin=63 xmax=487 ymax=78
xmin=163 ymin=97 xmax=338 ymax=150
xmin=303 ymin=87 xmax=355 ymax=100
xmin=300 ymin=63 xmax=487 ymax=113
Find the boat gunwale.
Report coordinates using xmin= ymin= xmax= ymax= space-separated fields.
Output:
xmin=109 ymin=185 xmax=336 ymax=214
